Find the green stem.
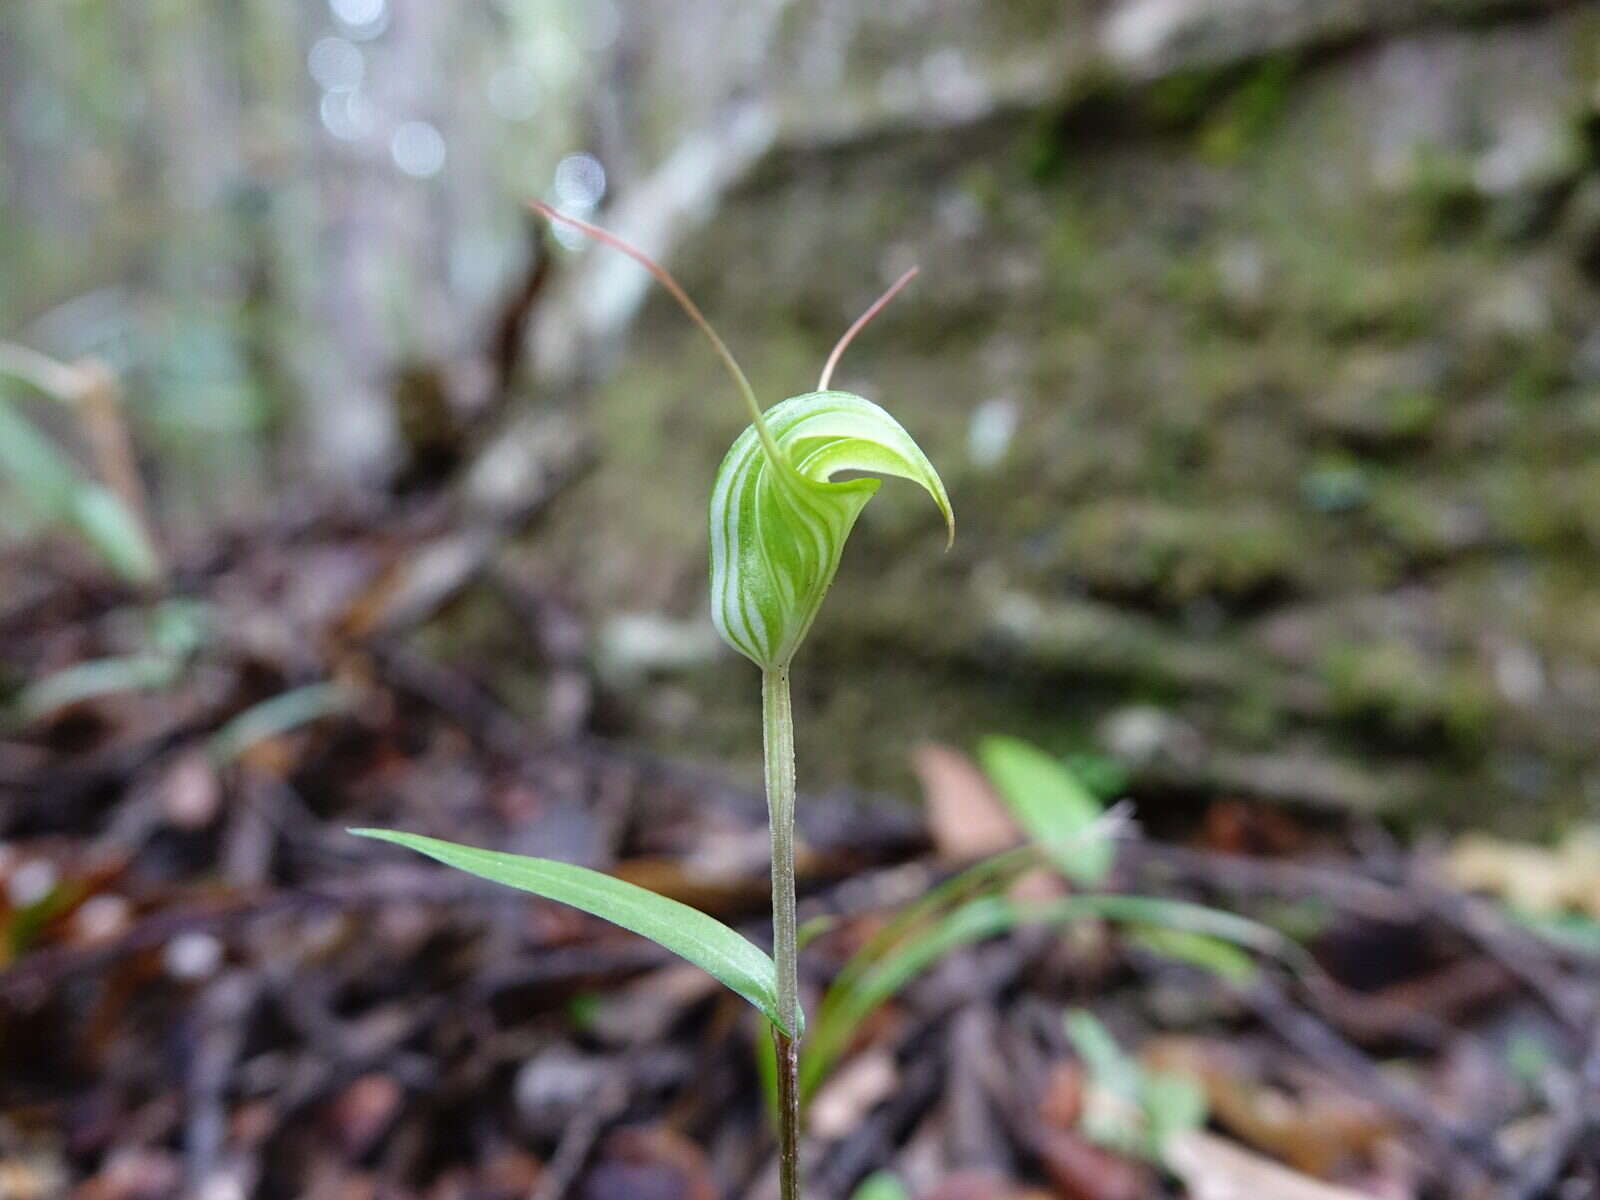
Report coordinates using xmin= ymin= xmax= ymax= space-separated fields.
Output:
xmin=762 ymin=666 xmax=801 ymax=1200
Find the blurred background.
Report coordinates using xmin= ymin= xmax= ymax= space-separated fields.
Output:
xmin=5 ymin=1 xmax=1600 ymax=1197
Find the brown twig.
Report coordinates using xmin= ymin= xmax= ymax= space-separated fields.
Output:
xmin=1246 ymin=976 xmax=1512 ymax=1184
xmin=1127 ymin=840 xmax=1589 ymax=1035
xmin=527 ymin=1072 xmax=630 ymax=1200
xmin=1506 ymin=1018 xmax=1600 ymax=1199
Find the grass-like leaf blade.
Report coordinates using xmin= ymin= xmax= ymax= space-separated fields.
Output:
xmin=979 ymin=735 xmax=1113 ymax=885
xmin=349 ymin=828 xmax=797 ymax=1036
xmin=0 ymin=393 xmax=160 ymax=584
xmin=800 ymin=892 xmax=1298 ymax=1100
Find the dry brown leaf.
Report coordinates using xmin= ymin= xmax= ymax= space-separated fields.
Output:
xmin=921 ymin=1169 xmax=1053 ymax=1200
xmin=1443 ymin=828 xmax=1600 ymax=918
xmin=810 ymin=1048 xmax=899 ymax=1139
xmin=480 ymin=1150 xmax=543 ymax=1195
xmin=326 ymin=1073 xmax=403 ymax=1156
xmin=587 ymin=963 xmax=722 ymax=1045
xmin=1037 ymin=1061 xmax=1085 ymax=1130
xmin=584 ymin=1126 xmax=717 ymax=1200
xmin=910 ymin=742 xmax=1019 ymax=863
xmin=1166 ymin=1130 xmax=1382 ymax=1200
xmin=611 ymin=856 xmax=767 ymax=913
xmin=74 ymin=1148 xmax=180 ymax=1200
xmin=1033 ymin=1126 xmax=1154 ymax=1200
xmin=1143 ymin=1038 xmax=1391 ymax=1177
xmin=0 ymin=1154 xmax=67 ymax=1200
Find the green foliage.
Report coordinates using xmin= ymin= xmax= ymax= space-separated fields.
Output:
xmin=1060 ymin=751 xmax=1130 ymax=801
xmin=1510 ymin=908 xmax=1600 ymax=955
xmin=9 ymin=600 xmax=207 ymax=724
xmin=850 ymin=1171 xmax=911 ymax=1200
xmin=1064 ymin=1009 xmax=1206 ymax=1163
xmin=0 ymin=392 xmax=160 ymax=585
xmin=1321 ymin=640 xmax=1493 ymax=749
xmin=801 ymin=888 xmax=1289 ymax=1103
xmin=796 ymin=738 xmax=1295 ymax=1103
xmin=979 ymin=734 xmax=1112 ymax=885
xmin=1144 ymin=68 xmax=1234 ymax=128
xmin=1299 ymin=455 xmax=1371 ymax=514
xmin=348 ymin=828 xmax=798 ymax=1037
xmin=802 ymin=894 xmax=1018 ymax=1099
xmin=1504 ymin=1029 xmax=1556 ymax=1092
xmin=1197 ymin=56 xmax=1297 ymax=163
xmin=567 ymin=991 xmax=604 ymax=1032
xmin=1127 ymin=925 xmax=1256 ymax=984
xmin=209 ymin=682 xmax=348 ymax=764
xmin=13 ymin=654 xmax=183 ymax=723
xmin=1398 ymin=146 xmax=1484 ymax=243
xmin=3 ymin=876 xmax=86 ymax=964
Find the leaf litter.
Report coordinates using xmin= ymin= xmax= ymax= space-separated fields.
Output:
xmin=0 ymin=519 xmax=1595 ymax=1199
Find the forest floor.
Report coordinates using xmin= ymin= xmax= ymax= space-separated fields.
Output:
xmin=1 ymin=505 xmax=1598 ymax=1200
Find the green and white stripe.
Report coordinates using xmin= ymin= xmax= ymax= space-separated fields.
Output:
xmin=709 ymin=390 xmax=953 ymax=670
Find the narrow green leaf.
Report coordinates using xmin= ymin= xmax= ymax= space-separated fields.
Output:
xmin=0 ymin=392 xmax=80 ymax=516
xmin=979 ymin=736 xmax=1112 ymax=885
xmin=1033 ymin=894 xmax=1305 ymax=967
xmin=210 ymin=682 xmax=348 ymax=763
xmin=817 ymin=846 xmax=1036 ymax=1017
xmin=0 ymin=393 xmax=159 ymax=584
xmin=851 ymin=1172 xmax=911 ymax=1200
xmin=1513 ymin=908 xmax=1600 ymax=954
xmin=802 ymin=891 xmax=1297 ymax=1101
xmin=1063 ymin=1009 xmax=1142 ymax=1110
xmin=10 ymin=601 xmax=206 ymax=725
xmin=72 ymin=484 xmax=162 ymax=585
xmin=349 ymin=828 xmax=797 ymax=1037
xmin=1064 ymin=1009 xmax=1206 ymax=1163
xmin=801 ymin=895 xmax=1015 ymax=1100
xmin=1128 ymin=925 xmax=1257 ymax=983
xmin=14 ymin=654 xmax=183 ymax=722
xmin=710 ymin=390 xmax=952 ymax=669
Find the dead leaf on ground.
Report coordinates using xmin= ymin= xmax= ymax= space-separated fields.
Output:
xmin=810 ymin=1048 xmax=899 ymax=1139
xmin=1031 ymin=1126 xmax=1153 ymax=1200
xmin=1143 ymin=1038 xmax=1392 ymax=1177
xmin=911 ymin=743 xmax=1018 ymax=863
xmin=920 ymin=1168 xmax=1054 ymax=1200
xmin=587 ymin=964 xmax=722 ymax=1045
xmin=612 ymin=856 xmax=767 ymax=914
xmin=73 ymin=1148 xmax=179 ymax=1200
xmin=1443 ymin=828 xmax=1600 ymax=918
xmin=581 ymin=1126 xmax=716 ymax=1200
xmin=1165 ymin=1130 xmax=1385 ymax=1200
xmin=325 ymin=1073 xmax=403 ymax=1156
xmin=1037 ymin=1060 xmax=1085 ymax=1130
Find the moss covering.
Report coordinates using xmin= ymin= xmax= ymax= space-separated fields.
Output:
xmin=519 ymin=8 xmax=1600 ymax=832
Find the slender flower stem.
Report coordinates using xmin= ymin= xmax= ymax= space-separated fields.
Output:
xmin=762 ymin=666 xmax=801 ymax=1200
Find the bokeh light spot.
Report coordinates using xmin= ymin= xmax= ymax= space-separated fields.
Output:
xmin=553 ymin=152 xmax=606 ymax=211
xmin=391 ymin=120 xmax=446 ymax=178
xmin=308 ymin=36 xmax=364 ymax=93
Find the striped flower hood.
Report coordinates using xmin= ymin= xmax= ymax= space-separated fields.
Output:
xmin=709 ymin=389 xmax=953 ymax=671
